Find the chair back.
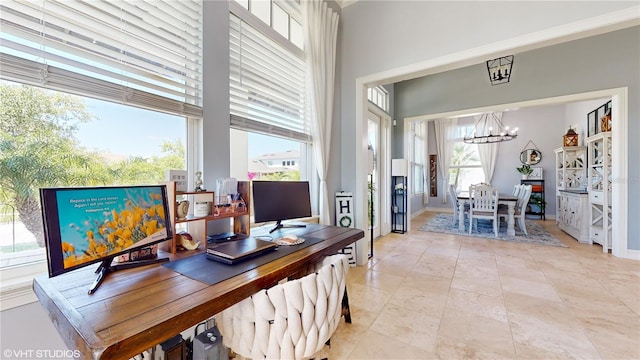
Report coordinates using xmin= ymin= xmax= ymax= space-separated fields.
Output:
xmin=219 ymin=254 xmax=349 ymax=360
xmin=517 ymin=185 xmax=533 ymax=214
xmin=448 ymin=184 xmax=458 ymax=206
xmin=469 ymin=184 xmax=498 ymax=213
xmin=512 ymin=184 xmax=523 ymax=197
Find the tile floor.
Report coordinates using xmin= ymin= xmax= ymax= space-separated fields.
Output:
xmin=314 ymin=211 xmax=640 ymax=360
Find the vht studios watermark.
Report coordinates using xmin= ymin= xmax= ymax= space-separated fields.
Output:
xmin=2 ymin=348 xmax=82 ymax=359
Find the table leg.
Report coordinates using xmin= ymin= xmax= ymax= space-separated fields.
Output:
xmin=458 ymin=202 xmax=466 ymax=232
xmin=507 ymin=202 xmax=516 ymax=236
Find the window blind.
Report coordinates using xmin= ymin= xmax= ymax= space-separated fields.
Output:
xmin=0 ymin=0 xmax=203 ymax=117
xmin=229 ymin=12 xmax=309 ymax=142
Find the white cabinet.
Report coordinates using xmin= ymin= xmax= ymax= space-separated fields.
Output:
xmin=557 ymin=190 xmax=590 ymax=243
xmin=554 ymin=147 xmax=588 ymax=241
xmin=587 ymin=132 xmax=612 ymax=252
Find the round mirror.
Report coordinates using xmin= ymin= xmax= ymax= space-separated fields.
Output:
xmin=520 ymin=149 xmax=542 ymax=165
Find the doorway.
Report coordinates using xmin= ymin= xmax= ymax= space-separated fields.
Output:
xmin=401 ymin=88 xmax=629 ymax=258
xmin=367 ymin=107 xmax=391 ymax=255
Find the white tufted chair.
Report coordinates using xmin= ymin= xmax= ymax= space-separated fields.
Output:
xmin=218 ymin=254 xmax=350 ymax=360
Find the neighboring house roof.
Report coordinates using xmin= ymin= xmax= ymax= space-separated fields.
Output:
xmin=252 ymin=150 xmax=299 ymax=162
xmin=248 ymin=160 xmax=288 ymax=174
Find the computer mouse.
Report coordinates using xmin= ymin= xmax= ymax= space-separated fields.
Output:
xmin=283 ymin=234 xmax=298 ymax=240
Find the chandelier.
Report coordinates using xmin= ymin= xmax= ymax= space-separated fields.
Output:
xmin=464 ymin=113 xmax=518 ymax=144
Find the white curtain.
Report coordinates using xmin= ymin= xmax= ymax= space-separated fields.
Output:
xmin=477 ymin=112 xmax=502 ymax=183
xmin=434 ymin=118 xmax=458 ymax=202
xmin=303 ymin=0 xmax=339 ymax=225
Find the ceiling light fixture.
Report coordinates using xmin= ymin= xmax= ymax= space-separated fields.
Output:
xmin=464 ymin=113 xmax=518 ymax=144
xmin=486 ymin=55 xmax=514 ymax=85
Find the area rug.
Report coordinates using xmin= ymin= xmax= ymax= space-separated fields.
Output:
xmin=419 ymin=213 xmax=567 ymax=247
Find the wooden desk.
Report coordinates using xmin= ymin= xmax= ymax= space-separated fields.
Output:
xmin=456 ymin=192 xmax=518 ymax=236
xmin=33 ymin=224 xmax=363 ymax=359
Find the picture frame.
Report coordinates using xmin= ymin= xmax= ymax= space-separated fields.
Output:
xmin=587 ymin=110 xmax=597 ymax=137
xmin=429 ymin=154 xmax=437 ymax=197
xmin=166 ymin=169 xmax=188 ymax=192
xmin=528 ymin=167 xmax=543 ymax=180
xmin=595 ymin=104 xmax=607 ymax=133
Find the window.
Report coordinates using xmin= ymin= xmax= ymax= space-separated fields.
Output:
xmin=450 ymin=124 xmax=485 ymax=191
xmin=0 ymin=82 xmax=186 ymax=279
xmin=0 ymin=0 xmax=201 ymax=306
xmin=231 ymin=129 xmax=306 ymax=182
xmin=409 ymin=122 xmax=426 ymax=195
xmin=368 ymin=86 xmax=389 ymax=113
xmin=1 ymin=1 xmax=203 ymax=115
xmin=229 ymin=4 xmax=308 ymax=142
xmin=233 ymin=0 xmax=304 ymax=50
xmin=230 ymin=129 xmax=308 ymax=223
xmin=228 ymin=1 xmax=312 ymax=207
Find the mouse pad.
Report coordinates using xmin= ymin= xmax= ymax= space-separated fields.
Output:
xmin=164 ymin=236 xmax=325 ymax=285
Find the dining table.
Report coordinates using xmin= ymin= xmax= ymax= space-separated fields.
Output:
xmin=456 ymin=192 xmax=519 ymax=236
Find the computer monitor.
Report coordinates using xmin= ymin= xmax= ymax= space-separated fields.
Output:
xmin=252 ymin=181 xmax=312 ymax=233
xmin=40 ymin=184 xmax=173 ymax=294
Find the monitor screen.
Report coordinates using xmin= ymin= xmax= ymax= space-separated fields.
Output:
xmin=252 ymin=181 xmax=312 ymax=229
xmin=40 ymin=185 xmax=173 ymax=277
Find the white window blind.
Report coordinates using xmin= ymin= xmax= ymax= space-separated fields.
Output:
xmin=0 ymin=0 xmax=203 ymax=117
xmin=229 ymin=11 xmax=309 ymax=142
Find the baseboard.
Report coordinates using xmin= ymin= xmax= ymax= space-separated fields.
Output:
xmin=624 ymin=249 xmax=640 ymax=261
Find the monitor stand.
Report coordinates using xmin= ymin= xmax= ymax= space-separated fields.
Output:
xmin=88 ymin=256 xmax=169 ymax=295
xmin=268 ymin=220 xmax=307 ymax=233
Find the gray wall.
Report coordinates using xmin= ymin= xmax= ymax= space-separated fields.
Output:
xmin=392 ymin=26 xmax=639 ymax=249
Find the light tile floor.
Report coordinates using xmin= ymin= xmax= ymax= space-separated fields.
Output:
xmin=314 ymin=211 xmax=640 ymax=360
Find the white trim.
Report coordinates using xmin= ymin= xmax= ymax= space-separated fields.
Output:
xmin=354 ymin=9 xmax=638 ymax=263
xmin=367 ymin=104 xmax=392 ymax=237
xmin=0 ymin=261 xmax=47 ymax=311
xmin=354 ymin=82 xmax=367 ymax=266
xmin=626 ymin=249 xmax=640 ymax=261
xmin=610 ymin=91 xmax=628 ymax=259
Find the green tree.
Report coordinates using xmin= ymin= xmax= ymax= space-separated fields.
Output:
xmin=450 ymin=143 xmax=479 ymax=187
xmin=0 ymin=84 xmax=101 ymax=246
xmin=107 ymin=140 xmax=185 ymax=185
xmin=261 ymin=170 xmax=300 ymax=181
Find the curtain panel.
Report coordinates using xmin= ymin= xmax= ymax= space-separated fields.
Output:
xmin=477 ymin=112 xmax=502 ymax=183
xmin=302 ymin=0 xmax=339 ymax=225
xmin=434 ymin=118 xmax=458 ymax=203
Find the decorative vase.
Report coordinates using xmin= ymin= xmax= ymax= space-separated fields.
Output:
xmin=521 ymin=174 xmax=528 ymax=180
xmin=177 ymin=200 xmax=190 ymax=219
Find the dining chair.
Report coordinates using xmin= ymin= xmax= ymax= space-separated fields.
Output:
xmin=512 ymin=184 xmax=523 ymax=197
xmin=448 ymin=184 xmax=468 ymax=225
xmin=499 ymin=184 xmax=532 ymax=235
xmin=468 ymin=184 xmax=499 ymax=237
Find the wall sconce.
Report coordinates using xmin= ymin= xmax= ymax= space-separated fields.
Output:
xmin=486 ymin=55 xmax=514 ymax=85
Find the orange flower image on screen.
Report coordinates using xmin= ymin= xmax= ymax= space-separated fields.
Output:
xmin=62 ymin=192 xmax=166 ymax=269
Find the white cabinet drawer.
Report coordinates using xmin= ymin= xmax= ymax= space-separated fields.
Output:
xmin=589 ymin=191 xmax=603 ymax=204
xmin=590 ymin=226 xmax=604 ymax=244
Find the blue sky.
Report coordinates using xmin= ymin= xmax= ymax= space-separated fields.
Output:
xmin=76 ymin=98 xmax=297 ymax=159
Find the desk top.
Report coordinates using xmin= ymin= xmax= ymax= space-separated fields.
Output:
xmin=33 ymin=224 xmax=363 ymax=359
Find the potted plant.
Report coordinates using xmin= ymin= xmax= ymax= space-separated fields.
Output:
xmin=516 ymin=164 xmax=533 ymax=179
xmin=528 ymin=193 xmax=546 ymax=212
